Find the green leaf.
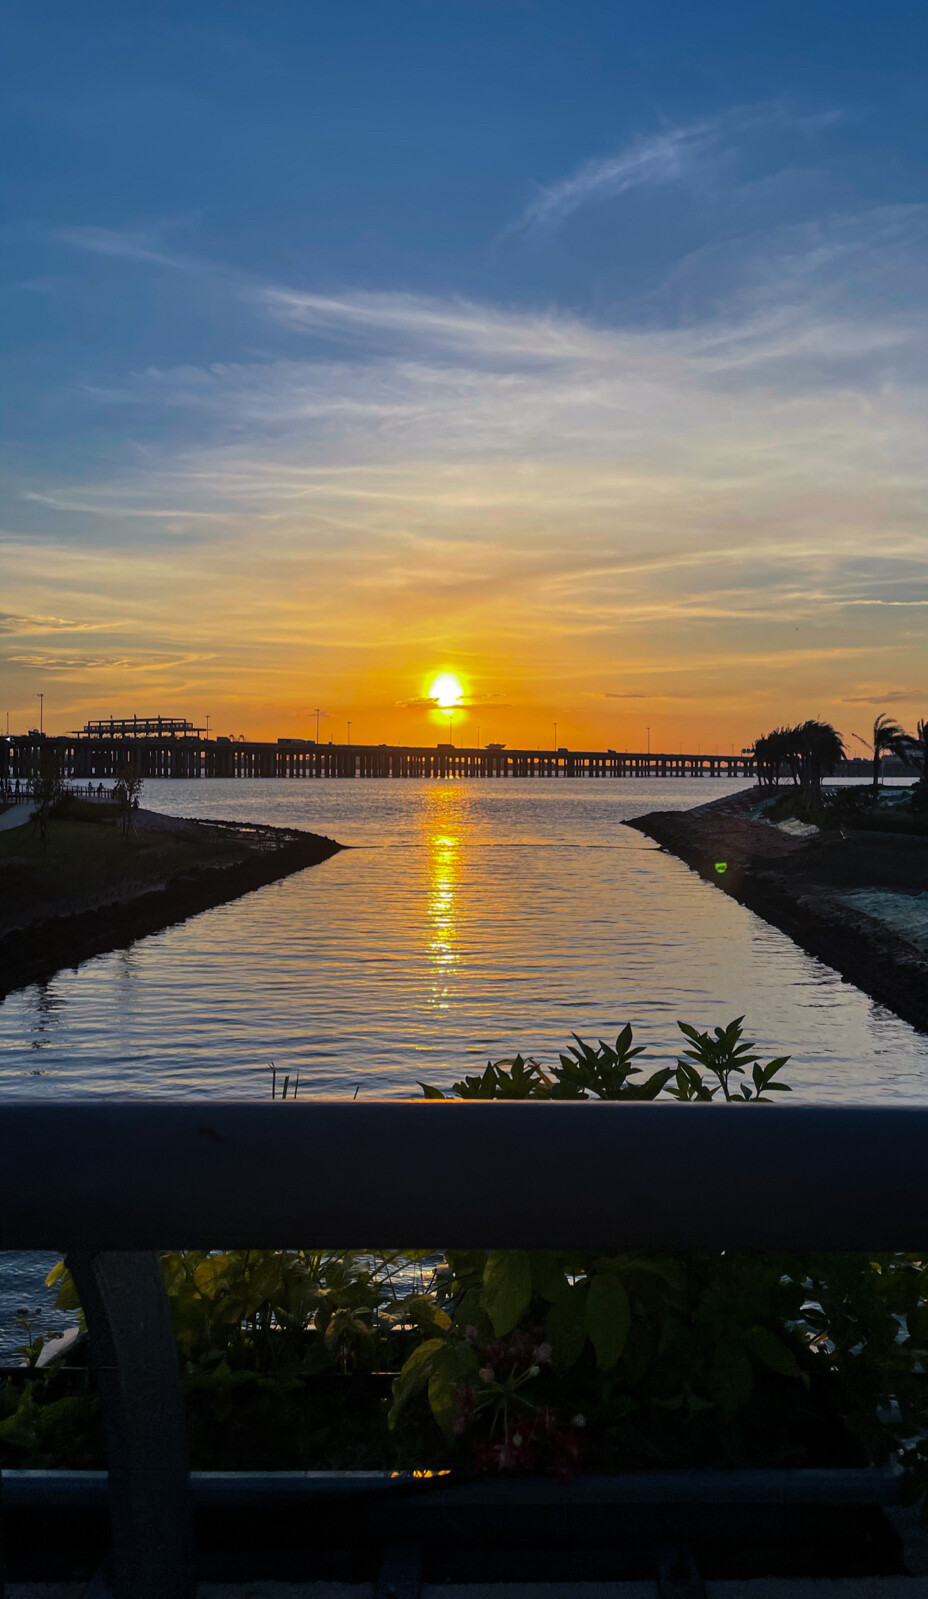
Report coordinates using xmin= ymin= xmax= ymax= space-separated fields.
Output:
xmin=481 ymin=1250 xmax=532 ymax=1335
xmin=747 ymin=1326 xmax=809 ymax=1387
xmin=585 ymin=1274 xmax=631 ymax=1370
xmin=48 ymin=1264 xmax=81 ymax=1312
xmin=388 ymin=1337 xmax=446 ymax=1428
xmin=530 ymin=1250 xmax=567 ymax=1302
xmin=418 ymin=1082 xmax=447 ymax=1099
xmin=545 ymin=1283 xmax=589 ymax=1371
xmin=427 ymin=1342 xmax=479 ymax=1433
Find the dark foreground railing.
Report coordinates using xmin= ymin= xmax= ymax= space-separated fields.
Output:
xmin=2 ymin=1100 xmax=928 ymax=1598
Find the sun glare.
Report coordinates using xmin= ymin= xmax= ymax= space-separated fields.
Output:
xmin=429 ymin=673 xmax=464 ymax=709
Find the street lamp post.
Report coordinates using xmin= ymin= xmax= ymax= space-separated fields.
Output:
xmin=37 ymin=693 xmax=44 ymax=735
xmin=347 ymin=721 xmax=351 ymax=745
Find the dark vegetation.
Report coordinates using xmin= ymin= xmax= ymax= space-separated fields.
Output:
xmin=753 ymin=712 xmax=927 ymax=821
xmin=4 ymin=1023 xmax=928 ymax=1503
xmin=630 ymin=708 xmax=928 ymax=1032
xmin=0 ymin=777 xmax=342 ymax=997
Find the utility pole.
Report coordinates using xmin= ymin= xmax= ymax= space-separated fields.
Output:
xmin=647 ymin=726 xmax=650 ymax=755
xmin=554 ymin=722 xmax=557 ymax=749
xmin=37 ymin=693 xmax=44 ymax=735
xmin=312 ymin=708 xmax=323 ymax=743
xmin=347 ymin=721 xmax=351 ymax=745
xmin=205 ymin=714 xmax=210 ymax=742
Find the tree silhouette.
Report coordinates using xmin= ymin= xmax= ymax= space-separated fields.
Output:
xmin=30 ymin=744 xmax=64 ymax=852
xmin=859 ymin=712 xmax=909 ymax=799
xmin=796 ymin=720 xmax=845 ymax=808
xmin=899 ymin=717 xmax=927 ymax=808
xmin=753 ymin=726 xmax=802 ymax=789
xmin=113 ymin=759 xmax=143 ymax=839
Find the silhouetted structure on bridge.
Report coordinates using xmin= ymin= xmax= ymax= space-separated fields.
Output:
xmin=3 ymin=727 xmax=757 ymax=782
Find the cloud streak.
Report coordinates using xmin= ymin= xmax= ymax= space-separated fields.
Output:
xmin=4 ymin=174 xmax=927 ymax=740
xmin=513 ymin=124 xmax=715 ymax=234
xmin=508 ymin=104 xmax=842 ymax=235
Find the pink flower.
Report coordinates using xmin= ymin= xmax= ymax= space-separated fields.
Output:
xmin=477 ymin=1365 xmax=495 ymax=1384
xmin=535 ymin=1342 xmax=553 ymax=1364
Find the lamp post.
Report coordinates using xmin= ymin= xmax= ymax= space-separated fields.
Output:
xmin=554 ymin=722 xmax=557 ymax=749
xmin=37 ymin=693 xmax=44 ymax=735
xmin=347 ymin=721 xmax=351 ymax=745
xmin=647 ymin=726 xmax=650 ymax=756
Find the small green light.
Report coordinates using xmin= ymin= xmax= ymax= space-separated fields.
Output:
xmin=714 ymin=862 xmax=728 ymax=874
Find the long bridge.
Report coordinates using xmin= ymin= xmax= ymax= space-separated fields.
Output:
xmin=3 ymin=728 xmax=756 ymax=781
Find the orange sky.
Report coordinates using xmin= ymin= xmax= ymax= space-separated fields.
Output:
xmin=4 ymin=289 xmax=926 ymax=753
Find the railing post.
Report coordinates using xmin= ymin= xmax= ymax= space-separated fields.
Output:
xmin=66 ymin=1251 xmax=194 ymax=1599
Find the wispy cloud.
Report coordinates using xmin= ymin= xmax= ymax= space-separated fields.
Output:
xmin=51 ymin=224 xmax=198 ymax=272
xmin=841 ymin=689 xmax=924 ymax=704
xmin=513 ymin=124 xmax=715 ymax=235
xmin=4 ymin=182 xmax=925 ymax=738
xmin=398 ymin=694 xmax=511 ymax=710
xmin=9 ymin=650 xmax=211 ymax=673
xmin=0 ymin=612 xmax=105 ymax=634
xmin=509 ymin=103 xmax=843 ymax=236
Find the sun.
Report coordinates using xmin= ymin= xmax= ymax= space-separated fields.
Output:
xmin=429 ymin=673 xmax=464 ymax=709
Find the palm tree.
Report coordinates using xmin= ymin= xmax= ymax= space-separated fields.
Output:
xmin=853 ymin=713 xmax=909 ymax=800
xmin=796 ymin=720 xmax=845 ymax=809
xmin=899 ymin=717 xmax=928 ymax=808
xmin=752 ymin=726 xmax=802 ymax=789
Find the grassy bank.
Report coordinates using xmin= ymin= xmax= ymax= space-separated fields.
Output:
xmin=0 ymin=802 xmax=343 ymax=997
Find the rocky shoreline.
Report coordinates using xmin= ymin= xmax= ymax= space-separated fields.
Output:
xmin=0 ymin=808 xmax=343 ymax=999
xmin=627 ymin=790 xmax=928 ymax=1035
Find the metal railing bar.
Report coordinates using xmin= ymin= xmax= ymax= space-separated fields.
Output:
xmin=64 ymin=1251 xmax=194 ymax=1599
xmin=1 ymin=1464 xmax=907 ymax=1508
xmin=4 ymin=1098 xmax=927 ymax=1598
xmin=4 ymin=1101 xmax=928 ymax=1251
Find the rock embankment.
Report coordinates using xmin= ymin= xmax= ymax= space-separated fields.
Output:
xmin=627 ymin=790 xmax=928 ymax=1034
xmin=0 ymin=808 xmax=343 ymax=999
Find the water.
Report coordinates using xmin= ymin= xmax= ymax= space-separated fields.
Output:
xmin=3 ymin=778 xmax=928 ymax=1355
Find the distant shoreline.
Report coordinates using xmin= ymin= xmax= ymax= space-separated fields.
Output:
xmin=627 ymin=791 xmax=928 ymax=1035
xmin=0 ymin=807 xmax=343 ymax=1001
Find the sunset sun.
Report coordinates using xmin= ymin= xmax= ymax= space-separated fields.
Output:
xmin=429 ymin=673 xmax=464 ymax=709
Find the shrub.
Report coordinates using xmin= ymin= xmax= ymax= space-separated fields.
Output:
xmin=5 ymin=1021 xmax=928 ymax=1503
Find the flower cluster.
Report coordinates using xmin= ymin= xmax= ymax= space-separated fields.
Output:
xmin=474 ymin=1406 xmax=585 ymax=1481
xmin=451 ymin=1325 xmax=584 ymax=1480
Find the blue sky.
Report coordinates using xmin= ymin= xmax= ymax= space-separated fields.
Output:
xmin=2 ymin=0 xmax=927 ymax=745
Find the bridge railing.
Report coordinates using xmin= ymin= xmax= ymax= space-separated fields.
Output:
xmin=2 ymin=1100 xmax=927 ymax=1598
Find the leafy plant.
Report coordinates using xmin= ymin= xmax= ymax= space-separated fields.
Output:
xmin=420 ymin=1017 xmax=790 ymax=1105
xmin=8 ymin=1021 xmax=928 ymax=1507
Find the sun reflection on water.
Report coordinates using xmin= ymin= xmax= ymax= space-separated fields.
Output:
xmin=423 ymin=788 xmax=466 ymax=1007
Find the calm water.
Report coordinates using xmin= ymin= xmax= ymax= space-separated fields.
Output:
xmin=3 ymin=777 xmax=927 ymax=1101
xmin=3 ymin=778 xmax=928 ymax=1353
